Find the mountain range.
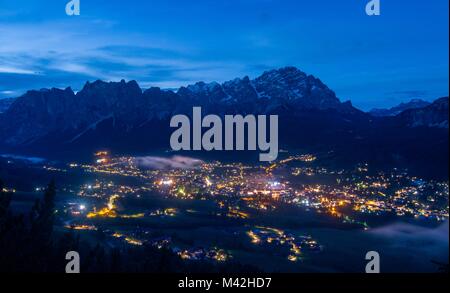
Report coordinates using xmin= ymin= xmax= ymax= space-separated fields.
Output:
xmin=0 ymin=67 xmax=448 ymax=179
xmin=369 ymin=99 xmax=431 ymax=117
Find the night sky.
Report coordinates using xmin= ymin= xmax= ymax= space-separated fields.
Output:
xmin=0 ymin=0 xmax=448 ymax=110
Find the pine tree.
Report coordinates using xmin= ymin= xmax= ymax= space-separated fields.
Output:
xmin=0 ymin=179 xmax=12 ymax=227
xmin=27 ymin=180 xmax=57 ymax=271
xmin=30 ymin=180 xmax=56 ymax=247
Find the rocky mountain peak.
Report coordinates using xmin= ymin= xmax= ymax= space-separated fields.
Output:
xmin=252 ymin=66 xmax=343 ymax=110
xmin=0 ymin=67 xmax=368 ymax=146
xmin=370 ymin=98 xmax=431 ymax=117
xmin=399 ymin=97 xmax=449 ymax=128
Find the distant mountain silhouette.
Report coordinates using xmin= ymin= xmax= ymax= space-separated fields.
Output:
xmin=0 ymin=67 xmax=448 ymax=179
xmin=397 ymin=97 xmax=449 ymax=128
xmin=370 ymin=99 xmax=431 ymax=117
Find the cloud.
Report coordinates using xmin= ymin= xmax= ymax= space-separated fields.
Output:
xmin=0 ymin=90 xmax=18 ymax=97
xmin=0 ymin=20 xmax=252 ymax=97
xmin=0 ymin=66 xmax=38 ymax=75
xmin=132 ymin=156 xmax=204 ymax=170
xmin=369 ymin=221 xmax=449 ymax=261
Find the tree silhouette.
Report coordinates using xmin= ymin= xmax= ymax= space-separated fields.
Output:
xmin=30 ymin=180 xmax=56 ymax=246
xmin=0 ymin=179 xmax=12 ymax=231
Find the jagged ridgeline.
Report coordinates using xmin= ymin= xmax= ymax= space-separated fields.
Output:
xmin=0 ymin=67 xmax=448 ymax=178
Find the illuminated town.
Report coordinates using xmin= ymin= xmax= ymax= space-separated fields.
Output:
xmin=20 ymin=150 xmax=438 ymax=269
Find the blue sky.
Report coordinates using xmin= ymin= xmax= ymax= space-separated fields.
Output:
xmin=0 ymin=0 xmax=448 ymax=110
